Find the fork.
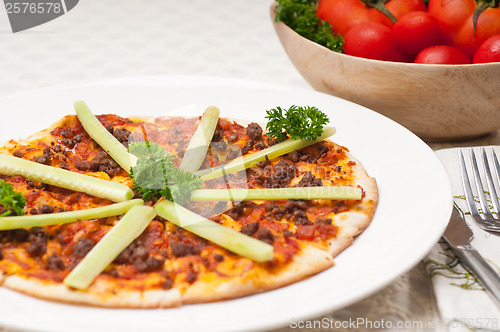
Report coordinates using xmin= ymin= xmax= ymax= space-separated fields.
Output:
xmin=459 ymin=147 xmax=500 ymax=233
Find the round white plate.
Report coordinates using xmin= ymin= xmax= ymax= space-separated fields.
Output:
xmin=0 ymin=75 xmax=452 ymax=332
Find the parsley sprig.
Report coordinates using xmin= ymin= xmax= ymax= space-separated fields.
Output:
xmin=275 ymin=0 xmax=344 ymax=53
xmin=129 ymin=141 xmax=202 ymax=204
xmin=0 ymin=179 xmax=25 ymax=217
xmin=265 ymin=105 xmax=329 ymax=142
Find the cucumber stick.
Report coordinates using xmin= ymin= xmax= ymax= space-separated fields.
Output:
xmin=155 ymin=200 xmax=273 ymax=262
xmin=195 ymin=126 xmax=336 ymax=181
xmin=190 ymin=186 xmax=361 ymax=202
xmin=0 ymin=199 xmax=143 ymax=230
xmin=74 ymin=101 xmax=138 ymax=172
xmin=179 ymin=106 xmax=220 ymax=172
xmin=64 ymin=205 xmax=156 ymax=290
xmin=0 ymin=154 xmax=133 ymax=202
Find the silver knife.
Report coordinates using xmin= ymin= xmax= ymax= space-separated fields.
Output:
xmin=443 ymin=208 xmax=500 ymax=308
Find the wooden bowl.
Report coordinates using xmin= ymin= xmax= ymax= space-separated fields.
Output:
xmin=271 ymin=6 xmax=500 ymax=141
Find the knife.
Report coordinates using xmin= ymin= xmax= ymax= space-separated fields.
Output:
xmin=443 ymin=208 xmax=500 ymax=308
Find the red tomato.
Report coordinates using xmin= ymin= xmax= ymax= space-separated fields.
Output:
xmin=414 ymin=45 xmax=471 ymax=64
xmin=473 ymin=34 xmax=500 ymax=63
xmin=317 ymin=0 xmax=426 ymax=36
xmin=428 ymin=0 xmax=500 ymax=59
xmin=344 ymin=23 xmax=403 ymax=61
xmin=392 ymin=11 xmax=440 ymax=56
xmin=385 ymin=0 xmax=427 ymax=20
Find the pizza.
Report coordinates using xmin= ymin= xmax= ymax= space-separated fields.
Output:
xmin=0 ymin=110 xmax=378 ymax=308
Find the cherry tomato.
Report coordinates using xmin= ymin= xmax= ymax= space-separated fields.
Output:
xmin=317 ymin=0 xmax=391 ymax=36
xmin=385 ymin=0 xmax=427 ymax=20
xmin=428 ymin=0 xmax=500 ymax=59
xmin=473 ymin=34 xmax=500 ymax=63
xmin=414 ymin=45 xmax=471 ymax=64
xmin=392 ymin=11 xmax=440 ymax=56
xmin=317 ymin=0 xmax=426 ymax=36
xmin=344 ymin=23 xmax=403 ymax=61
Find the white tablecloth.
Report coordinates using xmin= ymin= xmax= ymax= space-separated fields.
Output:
xmin=0 ymin=1 xmax=445 ymax=331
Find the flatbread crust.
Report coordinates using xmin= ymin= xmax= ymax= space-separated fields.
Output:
xmin=0 ymin=113 xmax=378 ymax=308
xmin=327 ymin=152 xmax=378 ymax=257
xmin=181 ymin=245 xmax=334 ymax=304
xmin=3 ymin=275 xmax=182 ymax=308
xmin=2 ymin=246 xmax=332 ymax=308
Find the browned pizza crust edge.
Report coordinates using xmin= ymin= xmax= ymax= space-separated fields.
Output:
xmin=181 ymin=245 xmax=334 ymax=305
xmin=3 ymin=275 xmax=182 ymax=308
xmin=327 ymin=151 xmax=378 ymax=258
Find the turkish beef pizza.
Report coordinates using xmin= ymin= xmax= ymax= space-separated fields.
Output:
xmin=0 ymin=111 xmax=377 ymax=308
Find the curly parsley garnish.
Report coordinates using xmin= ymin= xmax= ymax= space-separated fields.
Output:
xmin=265 ymin=105 xmax=330 ymax=142
xmin=0 ymin=179 xmax=25 ymax=217
xmin=129 ymin=141 xmax=202 ymax=204
xmin=274 ymin=0 xmax=344 ymax=53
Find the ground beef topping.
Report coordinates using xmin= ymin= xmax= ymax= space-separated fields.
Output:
xmin=227 ymin=131 xmax=238 ymax=143
xmin=26 ymin=228 xmax=47 ymax=258
xmin=254 ymin=141 xmax=267 ymax=150
xmin=73 ymin=239 xmax=94 ymax=258
xmin=297 ymin=171 xmax=323 ymax=187
xmin=227 ymin=201 xmax=256 ymax=220
xmin=284 ymin=200 xmax=312 ymax=225
xmin=12 ymin=229 xmax=29 ymax=242
xmin=113 ymin=128 xmax=132 ymax=147
xmin=89 ymin=151 xmax=121 ymax=177
xmin=246 ymin=122 xmax=263 ymax=140
xmin=38 ymin=205 xmax=54 ymax=214
xmin=46 ymin=255 xmax=65 ymax=271
xmin=264 ymin=202 xmax=285 ymax=220
xmin=252 ymin=159 xmax=297 ymax=188
xmin=212 ymin=127 xmax=224 ymax=142
xmin=170 ymin=241 xmax=202 ymax=258
xmin=240 ymin=222 xmax=260 ymax=236
xmin=186 ymin=270 xmax=197 ymax=284
xmin=161 ymin=276 xmax=173 ymax=290
xmin=33 ymin=154 xmax=51 ymax=165
xmin=241 ymin=139 xmax=255 ymax=155
xmin=316 ymin=218 xmax=333 ymax=225
xmin=256 ymin=228 xmax=275 ymax=244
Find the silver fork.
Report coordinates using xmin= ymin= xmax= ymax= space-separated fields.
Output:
xmin=459 ymin=147 xmax=500 ymax=233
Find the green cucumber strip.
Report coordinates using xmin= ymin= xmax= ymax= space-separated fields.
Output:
xmin=155 ymin=200 xmax=273 ymax=262
xmin=0 ymin=154 xmax=133 ymax=202
xmin=0 ymin=199 xmax=143 ymax=231
xmin=179 ymin=106 xmax=220 ymax=172
xmin=195 ymin=126 xmax=336 ymax=181
xmin=64 ymin=205 xmax=156 ymax=290
xmin=74 ymin=101 xmax=138 ymax=172
xmin=190 ymin=186 xmax=361 ymax=202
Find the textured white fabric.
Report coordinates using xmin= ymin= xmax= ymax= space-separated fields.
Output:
xmin=431 ymin=148 xmax=500 ymax=332
xmin=0 ymin=0 xmax=309 ymax=97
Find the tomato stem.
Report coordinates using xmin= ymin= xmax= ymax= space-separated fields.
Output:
xmin=361 ymin=0 xmax=397 ymax=23
xmin=473 ymin=0 xmax=499 ymax=37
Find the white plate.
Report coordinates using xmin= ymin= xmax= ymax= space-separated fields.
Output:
xmin=0 ymin=75 xmax=452 ymax=332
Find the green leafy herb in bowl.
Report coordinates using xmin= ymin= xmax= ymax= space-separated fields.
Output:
xmin=274 ymin=0 xmax=343 ymax=52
